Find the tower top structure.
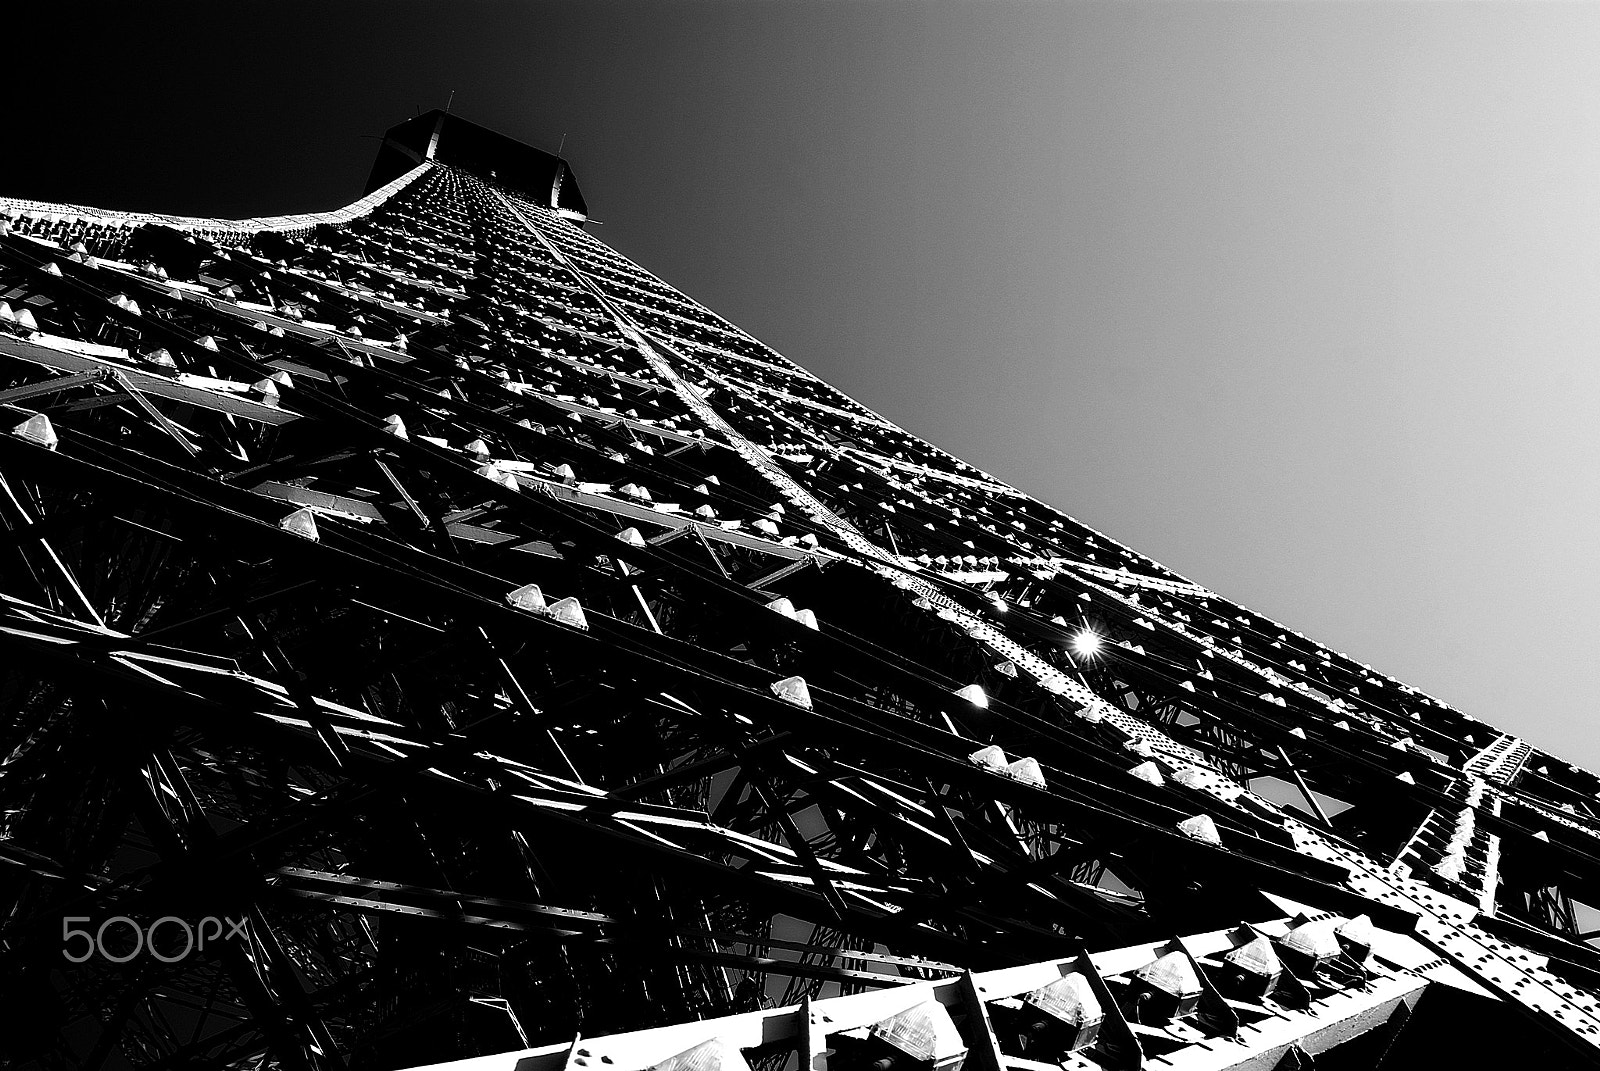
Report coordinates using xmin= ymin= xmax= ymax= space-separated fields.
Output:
xmin=367 ymin=109 xmax=588 ymax=220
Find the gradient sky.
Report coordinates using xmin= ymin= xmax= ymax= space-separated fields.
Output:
xmin=7 ymin=1 xmax=1600 ymax=766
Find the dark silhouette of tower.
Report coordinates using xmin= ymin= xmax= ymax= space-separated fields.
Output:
xmin=2 ymin=112 xmax=1598 ymax=1070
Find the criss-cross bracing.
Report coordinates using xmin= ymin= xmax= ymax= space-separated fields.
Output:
xmin=3 ymin=112 xmax=1599 ymax=1070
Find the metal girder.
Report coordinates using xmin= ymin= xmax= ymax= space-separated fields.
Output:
xmin=391 ymin=912 xmax=1440 ymax=1071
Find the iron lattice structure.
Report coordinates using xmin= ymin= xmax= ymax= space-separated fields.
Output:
xmin=2 ymin=112 xmax=1600 ymax=1071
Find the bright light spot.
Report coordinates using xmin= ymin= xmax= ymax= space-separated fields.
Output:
xmin=1072 ymin=630 xmax=1102 ymax=658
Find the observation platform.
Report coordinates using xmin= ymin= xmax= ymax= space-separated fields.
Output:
xmin=367 ymin=109 xmax=588 ymax=221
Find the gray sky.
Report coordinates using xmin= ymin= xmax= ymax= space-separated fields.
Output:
xmin=8 ymin=1 xmax=1599 ymax=766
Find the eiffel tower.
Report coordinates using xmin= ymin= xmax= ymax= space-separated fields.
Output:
xmin=2 ymin=111 xmax=1598 ymax=1071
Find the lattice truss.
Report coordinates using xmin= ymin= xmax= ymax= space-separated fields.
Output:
xmin=2 ymin=135 xmax=1600 ymax=1071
